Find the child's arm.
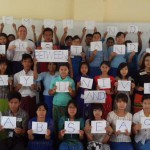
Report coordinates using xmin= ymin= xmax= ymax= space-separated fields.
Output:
xmin=132 ymin=123 xmax=141 ymax=134
xmin=33 ymin=59 xmax=38 ymax=80
xmin=68 ymin=87 xmax=76 ymax=97
xmin=68 ymin=52 xmax=74 ymax=78
xmin=58 ymin=129 xmax=66 ymax=140
xmin=49 ymin=86 xmax=57 ymax=95
xmin=109 ymin=52 xmax=117 ymax=62
xmin=101 ymin=32 xmax=108 ymax=42
xmin=80 ymin=27 xmax=86 ymax=43
xmin=53 ymin=26 xmax=59 ymax=45
xmin=38 ymin=25 xmax=44 ymax=43
xmin=79 ymin=130 xmax=84 ymax=140
xmin=137 ymin=31 xmax=143 ymax=54
xmin=45 ymin=129 xmax=51 ymax=140
xmin=60 ymin=27 xmax=68 ymax=46
xmin=27 ymin=129 xmax=34 ymax=140
xmin=0 ymin=23 xmax=4 ymax=33
xmin=31 ymin=25 xmax=37 ymax=45
xmin=88 ymin=50 xmax=98 ymax=63
xmin=128 ymin=51 xmax=136 ymax=63
xmin=84 ymin=123 xmax=93 ymax=141
xmin=12 ymin=23 xmax=18 ymax=39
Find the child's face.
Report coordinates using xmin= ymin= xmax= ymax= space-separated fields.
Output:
xmin=59 ymin=66 xmax=69 ymax=79
xmin=93 ymin=109 xmax=102 ymax=119
xmin=8 ymin=36 xmax=15 ymax=43
xmin=144 ymin=56 xmax=150 ymax=69
xmin=116 ymin=34 xmax=125 ymax=44
xmin=22 ymin=59 xmax=33 ymax=71
xmin=48 ymin=63 xmax=56 ymax=72
xmin=106 ymin=39 xmax=114 ymax=48
xmin=0 ymin=63 xmax=7 ymax=73
xmin=36 ymin=105 xmax=47 ymax=118
xmin=116 ymin=99 xmax=127 ymax=110
xmin=9 ymin=98 xmax=20 ymax=113
xmin=85 ymin=36 xmax=92 ymax=46
xmin=65 ymin=38 xmax=72 ymax=47
xmin=142 ymin=99 xmax=150 ymax=111
xmin=68 ymin=103 xmax=77 ymax=117
xmin=120 ymin=66 xmax=128 ymax=77
xmin=80 ymin=64 xmax=88 ymax=75
xmin=18 ymin=27 xmax=27 ymax=40
xmin=93 ymin=34 xmax=101 ymax=42
xmin=72 ymin=39 xmax=80 ymax=46
xmin=43 ymin=31 xmax=53 ymax=42
xmin=100 ymin=64 xmax=110 ymax=74
xmin=0 ymin=36 xmax=7 ymax=45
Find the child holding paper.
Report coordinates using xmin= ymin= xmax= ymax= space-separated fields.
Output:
xmin=114 ymin=62 xmax=135 ymax=112
xmin=94 ymin=61 xmax=115 ymax=119
xmin=0 ymin=57 xmax=13 ymax=113
xmin=7 ymin=25 xmax=35 ymax=74
xmin=86 ymin=32 xmax=108 ymax=77
xmin=58 ymin=100 xmax=84 ymax=150
xmin=71 ymin=35 xmax=86 ymax=78
xmin=0 ymin=91 xmax=29 ymax=150
xmin=134 ymin=53 xmax=150 ymax=112
xmin=107 ymin=93 xmax=133 ymax=150
xmin=84 ymin=103 xmax=113 ymax=150
xmin=34 ymin=59 xmax=59 ymax=118
xmin=108 ymin=32 xmax=127 ymax=77
xmin=49 ymin=63 xmax=76 ymax=132
xmin=14 ymin=54 xmax=37 ymax=118
xmin=76 ymin=62 xmax=92 ymax=120
xmin=133 ymin=94 xmax=150 ymax=150
xmin=27 ymin=102 xmax=54 ymax=150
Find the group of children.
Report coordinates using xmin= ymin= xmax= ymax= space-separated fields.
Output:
xmin=0 ymin=23 xmax=150 ymax=150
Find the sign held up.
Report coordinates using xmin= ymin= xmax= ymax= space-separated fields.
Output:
xmin=116 ymin=120 xmax=131 ymax=133
xmin=113 ymin=45 xmax=126 ymax=55
xmin=65 ymin=121 xmax=80 ymax=134
xmin=91 ymin=121 xmax=106 ymax=133
xmin=35 ymin=50 xmax=68 ymax=62
xmin=1 ymin=116 xmax=16 ymax=129
xmin=80 ymin=77 xmax=93 ymax=89
xmin=32 ymin=122 xmax=48 ymax=134
xmin=90 ymin=41 xmax=102 ymax=51
xmin=84 ymin=90 xmax=106 ymax=103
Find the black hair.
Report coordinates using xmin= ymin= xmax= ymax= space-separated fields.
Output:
xmin=89 ymin=103 xmax=104 ymax=124
xmin=116 ymin=93 xmax=128 ymax=103
xmin=72 ymin=35 xmax=81 ymax=41
xmin=79 ymin=61 xmax=90 ymax=75
xmin=117 ymin=62 xmax=129 ymax=79
xmin=93 ymin=32 xmax=101 ymax=38
xmin=0 ymin=56 xmax=8 ymax=65
xmin=125 ymin=40 xmax=132 ymax=46
xmin=66 ymin=100 xmax=80 ymax=119
xmin=18 ymin=25 xmax=27 ymax=32
xmin=35 ymin=102 xmax=48 ymax=115
xmin=0 ymin=33 xmax=8 ymax=39
xmin=8 ymin=34 xmax=15 ymax=39
xmin=142 ymin=94 xmax=150 ymax=102
xmin=106 ymin=37 xmax=115 ymax=43
xmin=65 ymin=35 xmax=73 ymax=42
xmin=86 ymin=33 xmax=93 ymax=38
xmin=116 ymin=32 xmax=125 ymax=38
xmin=8 ymin=91 xmax=22 ymax=102
xmin=58 ymin=62 xmax=69 ymax=70
xmin=140 ymin=53 xmax=150 ymax=70
xmin=100 ymin=61 xmax=110 ymax=68
xmin=21 ymin=53 xmax=33 ymax=62
xmin=43 ymin=28 xmax=53 ymax=36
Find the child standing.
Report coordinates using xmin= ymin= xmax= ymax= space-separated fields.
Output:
xmin=107 ymin=93 xmax=133 ymax=150
xmin=94 ymin=61 xmax=115 ymax=119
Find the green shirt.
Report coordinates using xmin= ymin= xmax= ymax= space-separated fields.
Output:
xmin=50 ymin=75 xmax=75 ymax=106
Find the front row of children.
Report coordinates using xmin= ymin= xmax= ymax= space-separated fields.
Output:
xmin=0 ymin=91 xmax=150 ymax=150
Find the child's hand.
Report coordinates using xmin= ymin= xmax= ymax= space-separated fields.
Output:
xmin=46 ymin=129 xmax=51 ymax=136
xmin=131 ymin=83 xmax=135 ymax=89
xmin=130 ymin=51 xmax=136 ymax=57
xmin=41 ymin=25 xmax=44 ymax=32
xmin=77 ymin=81 xmax=81 ymax=88
xmin=103 ymin=32 xmax=108 ymax=38
xmin=0 ymin=125 xmax=3 ymax=131
xmin=84 ymin=124 xmax=91 ymax=133
xmin=16 ymin=84 xmax=22 ymax=90
xmin=14 ymin=128 xmax=22 ymax=134
xmin=137 ymin=86 xmax=144 ymax=91
xmin=137 ymin=31 xmax=143 ymax=37
xmin=52 ymin=86 xmax=57 ymax=93
xmin=124 ymin=129 xmax=130 ymax=136
xmin=79 ymin=130 xmax=84 ymax=137
xmin=133 ymin=124 xmax=141 ymax=134
xmin=12 ymin=23 xmax=17 ymax=30
xmin=111 ymin=52 xmax=117 ymax=57
xmin=30 ymin=84 xmax=36 ymax=90
xmin=82 ymin=27 xmax=86 ymax=35
xmin=114 ymin=82 xmax=118 ymax=87
xmin=64 ymin=27 xmax=68 ymax=33
xmin=31 ymin=25 xmax=35 ymax=33
xmin=115 ymin=130 xmax=121 ymax=136
xmin=124 ymin=32 xmax=128 ymax=36
xmin=106 ymin=89 xmax=111 ymax=94
xmin=0 ymin=23 xmax=4 ymax=30
xmin=8 ymin=78 xmax=13 ymax=86
xmin=26 ymin=47 xmax=33 ymax=54
xmin=8 ymin=45 xmax=16 ymax=51
xmin=92 ymin=50 xmax=98 ymax=56
xmin=54 ymin=26 xmax=57 ymax=34
xmin=27 ymin=129 xmax=33 ymax=135
xmin=94 ymin=27 xmax=97 ymax=32
xmin=68 ymin=86 xmax=73 ymax=93
xmin=33 ymin=58 xmax=38 ymax=66
xmin=105 ymin=126 xmax=113 ymax=134
xmin=96 ymin=85 xmax=100 ymax=90
xmin=60 ymin=129 xmax=66 ymax=137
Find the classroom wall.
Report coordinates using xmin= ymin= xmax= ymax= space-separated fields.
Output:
xmin=0 ymin=0 xmax=149 ymax=22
